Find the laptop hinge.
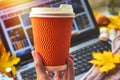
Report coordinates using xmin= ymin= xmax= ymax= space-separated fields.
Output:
xmin=71 ymin=33 xmax=98 ymax=47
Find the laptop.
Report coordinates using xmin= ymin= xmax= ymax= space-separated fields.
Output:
xmin=0 ymin=0 xmax=111 ymax=80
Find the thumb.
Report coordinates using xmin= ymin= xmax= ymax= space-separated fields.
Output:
xmin=63 ymin=57 xmax=74 ymax=80
xmin=67 ymin=57 xmax=75 ymax=80
xmin=32 ymin=51 xmax=48 ymax=79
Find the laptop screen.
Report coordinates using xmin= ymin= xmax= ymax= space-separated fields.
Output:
xmin=0 ymin=0 xmax=99 ymax=65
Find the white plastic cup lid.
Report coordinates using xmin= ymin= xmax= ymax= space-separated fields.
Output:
xmin=30 ymin=4 xmax=75 ymax=17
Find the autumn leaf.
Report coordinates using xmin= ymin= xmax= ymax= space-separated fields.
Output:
xmin=0 ymin=41 xmax=20 ymax=76
xmin=89 ymin=51 xmax=120 ymax=73
xmin=108 ymin=15 xmax=120 ymax=30
xmin=99 ymin=63 xmax=115 ymax=73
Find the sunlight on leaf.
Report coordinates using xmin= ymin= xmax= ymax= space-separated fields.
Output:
xmin=90 ymin=51 xmax=120 ymax=73
xmin=0 ymin=40 xmax=20 ymax=76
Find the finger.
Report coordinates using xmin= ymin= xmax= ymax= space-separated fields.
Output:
xmin=63 ymin=57 xmax=73 ymax=79
xmin=46 ymin=71 xmax=50 ymax=76
xmin=63 ymin=68 xmax=67 ymax=79
xmin=32 ymin=51 xmax=48 ymax=79
xmin=66 ymin=57 xmax=75 ymax=80
xmin=69 ymin=55 xmax=74 ymax=60
xmin=54 ymin=71 xmax=63 ymax=79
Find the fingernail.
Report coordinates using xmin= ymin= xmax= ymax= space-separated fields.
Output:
xmin=68 ymin=57 xmax=73 ymax=63
xmin=67 ymin=58 xmax=74 ymax=70
xmin=67 ymin=58 xmax=70 ymax=65
xmin=69 ymin=55 xmax=74 ymax=60
xmin=32 ymin=51 xmax=37 ymax=59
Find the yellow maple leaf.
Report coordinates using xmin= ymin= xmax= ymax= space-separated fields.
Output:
xmin=113 ymin=53 xmax=120 ymax=63
xmin=99 ymin=63 xmax=115 ymax=73
xmin=0 ymin=51 xmax=20 ymax=75
xmin=108 ymin=15 xmax=120 ymax=30
xmin=0 ymin=40 xmax=20 ymax=76
xmin=89 ymin=51 xmax=120 ymax=73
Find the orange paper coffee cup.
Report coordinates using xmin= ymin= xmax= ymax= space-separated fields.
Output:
xmin=30 ymin=4 xmax=75 ymax=71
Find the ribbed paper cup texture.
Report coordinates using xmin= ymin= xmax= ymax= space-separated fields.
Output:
xmin=30 ymin=4 xmax=75 ymax=71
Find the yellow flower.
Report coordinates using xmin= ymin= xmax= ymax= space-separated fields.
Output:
xmin=0 ymin=40 xmax=20 ymax=76
xmin=89 ymin=51 xmax=120 ymax=73
xmin=108 ymin=15 xmax=120 ymax=30
xmin=93 ymin=11 xmax=99 ymax=17
xmin=0 ymin=51 xmax=20 ymax=75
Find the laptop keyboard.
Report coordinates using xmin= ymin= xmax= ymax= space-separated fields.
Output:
xmin=20 ymin=67 xmax=36 ymax=80
xmin=20 ymin=41 xmax=111 ymax=79
xmin=71 ymin=41 xmax=111 ymax=76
